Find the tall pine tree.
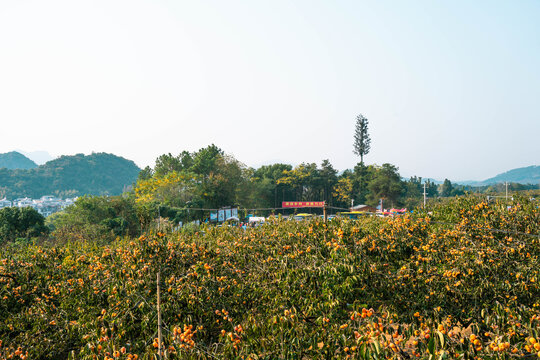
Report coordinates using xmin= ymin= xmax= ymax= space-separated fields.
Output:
xmin=353 ymin=114 xmax=371 ymax=164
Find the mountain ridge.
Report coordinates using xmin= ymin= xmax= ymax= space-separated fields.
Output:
xmin=454 ymin=165 xmax=539 ymax=186
xmin=0 ymin=152 xmax=140 ymax=199
xmin=0 ymin=151 xmax=38 ymax=170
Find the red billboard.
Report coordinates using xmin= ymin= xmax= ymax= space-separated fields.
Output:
xmin=282 ymin=201 xmax=325 ymax=208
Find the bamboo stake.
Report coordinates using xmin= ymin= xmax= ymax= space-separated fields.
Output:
xmin=157 ymin=271 xmax=164 ymax=359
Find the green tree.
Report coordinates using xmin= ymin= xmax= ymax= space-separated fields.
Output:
xmin=0 ymin=207 xmax=48 ymax=244
xmin=440 ymin=179 xmax=454 ymax=197
xmin=154 ymin=153 xmax=183 ymax=177
xmin=425 ymin=180 xmax=438 ymax=198
xmin=353 ymin=114 xmax=371 ymax=164
xmin=191 ymin=144 xmax=223 ymax=176
xmin=402 ymin=176 xmax=423 ymax=208
xmin=333 ymin=177 xmax=353 ymax=205
xmin=404 ymin=176 xmax=423 ymax=197
xmin=367 ymin=163 xmax=404 ymax=207
xmin=319 ymin=160 xmax=338 ymax=205
xmin=250 ymin=164 xmax=293 ymax=207
xmin=352 ymin=163 xmax=376 ymax=205
xmin=135 ymin=171 xmax=199 ymax=207
xmin=135 ymin=145 xmax=247 ymax=210
xmin=50 ymin=196 xmax=140 ymax=240
xmin=198 ymin=153 xmax=246 ymax=208
xmin=137 ymin=166 xmax=153 ymax=181
xmin=277 ymin=163 xmax=318 ymax=201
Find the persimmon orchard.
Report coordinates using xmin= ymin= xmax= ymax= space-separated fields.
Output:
xmin=0 ymin=197 xmax=539 ymax=359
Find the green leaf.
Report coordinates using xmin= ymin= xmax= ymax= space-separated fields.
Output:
xmin=428 ymin=335 xmax=435 ymax=355
xmin=372 ymin=339 xmax=380 ymax=355
xmin=436 ymin=330 xmax=445 ymax=348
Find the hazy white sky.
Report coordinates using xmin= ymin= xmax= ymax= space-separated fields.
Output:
xmin=0 ymin=0 xmax=538 ymax=181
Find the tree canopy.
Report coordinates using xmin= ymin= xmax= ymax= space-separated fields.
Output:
xmin=132 ymin=145 xmax=443 ymax=213
xmin=0 ymin=207 xmax=48 ymax=244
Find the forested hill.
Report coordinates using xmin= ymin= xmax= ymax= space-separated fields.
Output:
xmin=457 ymin=165 xmax=540 ymax=186
xmin=0 ymin=151 xmax=38 ymax=170
xmin=480 ymin=165 xmax=540 ymax=185
xmin=0 ymin=153 xmax=140 ymax=199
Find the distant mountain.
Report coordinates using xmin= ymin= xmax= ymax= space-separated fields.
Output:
xmin=478 ymin=165 xmax=540 ymax=186
xmin=19 ymin=150 xmax=54 ymax=165
xmin=0 ymin=151 xmax=38 ymax=170
xmin=0 ymin=152 xmax=140 ymax=199
xmin=454 ymin=165 xmax=540 ymax=186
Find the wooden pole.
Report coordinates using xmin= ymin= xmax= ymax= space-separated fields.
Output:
xmin=323 ymin=201 xmax=328 ymax=222
xmin=157 ymin=271 xmax=163 ymax=359
xmin=423 ymin=183 xmax=426 ymax=208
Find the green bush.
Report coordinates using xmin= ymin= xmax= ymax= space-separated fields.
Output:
xmin=0 ymin=207 xmax=48 ymax=244
xmin=0 ymin=197 xmax=538 ymax=359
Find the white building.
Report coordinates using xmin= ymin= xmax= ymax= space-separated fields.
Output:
xmin=14 ymin=197 xmax=34 ymax=208
xmin=0 ymin=198 xmax=12 ymax=209
xmin=4 ymin=196 xmax=77 ymax=217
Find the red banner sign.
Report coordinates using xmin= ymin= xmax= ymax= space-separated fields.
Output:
xmin=282 ymin=201 xmax=325 ymax=208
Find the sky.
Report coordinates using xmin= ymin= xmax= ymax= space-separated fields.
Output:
xmin=0 ymin=0 xmax=538 ymax=181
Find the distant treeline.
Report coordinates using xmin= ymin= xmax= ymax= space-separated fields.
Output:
xmin=133 ymin=145 xmax=538 ymax=212
xmin=134 ymin=144 xmax=430 ymax=211
xmin=1 ymin=147 xmax=536 ymax=206
xmin=461 ymin=182 xmax=538 ymax=194
xmin=1 ymin=145 xmax=538 ymax=243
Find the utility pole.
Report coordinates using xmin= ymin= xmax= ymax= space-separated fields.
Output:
xmin=505 ymin=182 xmax=508 ymax=201
xmin=423 ymin=182 xmax=427 ymax=208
